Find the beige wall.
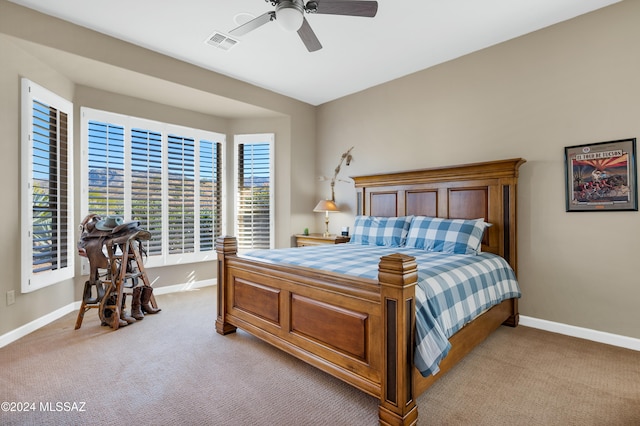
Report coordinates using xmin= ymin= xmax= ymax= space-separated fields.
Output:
xmin=316 ymin=0 xmax=640 ymax=339
xmin=0 ymin=1 xmax=316 ymax=336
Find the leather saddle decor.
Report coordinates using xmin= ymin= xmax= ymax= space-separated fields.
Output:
xmin=77 ymin=214 xmax=151 ymax=287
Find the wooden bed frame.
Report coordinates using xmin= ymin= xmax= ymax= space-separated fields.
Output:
xmin=215 ymin=158 xmax=525 ymax=425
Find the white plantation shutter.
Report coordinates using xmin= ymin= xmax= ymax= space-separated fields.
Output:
xmin=234 ymin=134 xmax=274 ymax=251
xmin=81 ymin=108 xmax=225 ymax=266
xmin=130 ymin=128 xmax=163 ymax=256
xmin=167 ymin=134 xmax=196 ymax=255
xmin=21 ymin=79 xmax=74 ymax=292
xmin=199 ymin=140 xmax=222 ymax=251
xmin=87 ymin=121 xmax=125 ymax=216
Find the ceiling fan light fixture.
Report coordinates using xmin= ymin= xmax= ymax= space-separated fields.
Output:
xmin=276 ymin=0 xmax=304 ymax=32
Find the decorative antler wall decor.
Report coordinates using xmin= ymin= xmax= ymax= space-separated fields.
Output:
xmin=330 ymin=146 xmax=354 ymax=202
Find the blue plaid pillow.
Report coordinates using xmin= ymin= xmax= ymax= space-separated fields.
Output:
xmin=405 ymin=216 xmax=487 ymax=255
xmin=350 ymin=216 xmax=413 ymax=247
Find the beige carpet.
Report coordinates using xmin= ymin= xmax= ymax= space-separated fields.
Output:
xmin=1 ymin=286 xmax=638 ymax=425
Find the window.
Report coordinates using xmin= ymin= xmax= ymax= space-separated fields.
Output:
xmin=21 ymin=79 xmax=74 ymax=293
xmin=130 ymin=127 xmax=163 ymax=256
xmin=234 ymin=134 xmax=274 ymax=251
xmin=198 ymin=139 xmax=222 ymax=252
xmin=81 ymin=108 xmax=224 ymax=267
xmin=87 ymin=121 xmax=126 ymax=216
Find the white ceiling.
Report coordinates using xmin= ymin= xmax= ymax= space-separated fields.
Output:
xmin=8 ymin=0 xmax=620 ymax=106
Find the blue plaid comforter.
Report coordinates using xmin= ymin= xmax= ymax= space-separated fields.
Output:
xmin=243 ymin=243 xmax=521 ymax=377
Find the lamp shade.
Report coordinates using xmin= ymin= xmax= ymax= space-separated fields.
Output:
xmin=276 ymin=1 xmax=304 ymax=32
xmin=313 ymin=199 xmax=339 ymax=213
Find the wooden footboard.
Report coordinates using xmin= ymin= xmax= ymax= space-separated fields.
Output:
xmin=216 ymin=236 xmax=518 ymax=425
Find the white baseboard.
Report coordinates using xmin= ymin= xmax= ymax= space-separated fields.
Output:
xmin=520 ymin=315 xmax=640 ymax=351
xmin=0 ymin=279 xmax=215 ymax=349
xmin=0 ymin=303 xmax=78 ymax=349
xmin=150 ymin=278 xmax=214 ymax=296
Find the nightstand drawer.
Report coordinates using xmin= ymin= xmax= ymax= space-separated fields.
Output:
xmin=294 ymin=234 xmax=350 ymax=247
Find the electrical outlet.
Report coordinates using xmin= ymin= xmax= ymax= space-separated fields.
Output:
xmin=7 ymin=290 xmax=15 ymax=306
xmin=81 ymin=258 xmax=90 ymax=275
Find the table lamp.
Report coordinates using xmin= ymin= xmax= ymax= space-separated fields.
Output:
xmin=313 ymin=199 xmax=339 ymax=237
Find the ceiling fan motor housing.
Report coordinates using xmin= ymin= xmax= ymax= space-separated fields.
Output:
xmin=276 ymin=0 xmax=305 ymax=31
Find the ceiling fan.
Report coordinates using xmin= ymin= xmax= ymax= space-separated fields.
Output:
xmin=229 ymin=0 xmax=378 ymax=52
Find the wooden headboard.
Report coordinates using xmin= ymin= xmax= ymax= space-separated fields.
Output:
xmin=352 ymin=158 xmax=526 ymax=272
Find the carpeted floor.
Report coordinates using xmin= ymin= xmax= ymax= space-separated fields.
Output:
xmin=1 ymin=286 xmax=638 ymax=425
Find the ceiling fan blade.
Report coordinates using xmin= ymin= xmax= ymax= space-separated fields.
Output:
xmin=297 ymin=17 xmax=322 ymax=52
xmin=229 ymin=11 xmax=275 ymax=36
xmin=310 ymin=1 xmax=378 ymax=17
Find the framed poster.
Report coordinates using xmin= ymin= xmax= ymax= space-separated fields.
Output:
xmin=565 ymin=138 xmax=637 ymax=212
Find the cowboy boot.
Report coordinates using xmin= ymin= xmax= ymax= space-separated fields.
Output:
xmin=141 ymin=286 xmax=161 ymax=314
xmin=101 ymin=295 xmax=128 ymax=328
xmin=120 ymin=295 xmax=136 ymax=324
xmin=82 ymin=281 xmax=94 ymax=304
xmin=96 ymin=281 xmax=105 ymax=302
xmin=130 ymin=287 xmax=144 ymax=320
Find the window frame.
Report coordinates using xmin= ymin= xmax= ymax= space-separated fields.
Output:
xmin=21 ymin=78 xmax=75 ymax=293
xmin=80 ymin=107 xmax=225 ymax=269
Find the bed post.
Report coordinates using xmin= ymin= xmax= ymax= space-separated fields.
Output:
xmin=500 ymin=162 xmax=523 ymax=327
xmin=215 ymin=236 xmax=238 ymax=335
xmin=378 ymin=253 xmax=419 ymax=426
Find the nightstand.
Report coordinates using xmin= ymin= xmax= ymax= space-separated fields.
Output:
xmin=294 ymin=233 xmax=350 ymax=247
